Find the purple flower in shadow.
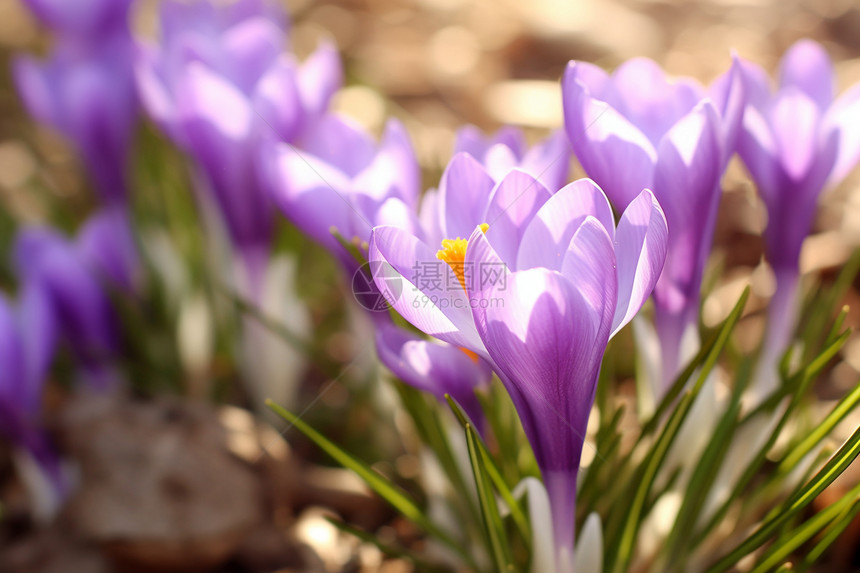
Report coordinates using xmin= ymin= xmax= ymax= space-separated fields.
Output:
xmin=14 ymin=33 xmax=137 ymax=206
xmin=0 ymin=284 xmax=66 ymax=500
xmin=12 ymin=210 xmax=136 ymax=390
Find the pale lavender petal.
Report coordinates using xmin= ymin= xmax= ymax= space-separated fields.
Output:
xmin=652 ymin=101 xmax=722 ymax=314
xmin=438 ymin=153 xmax=496 ymax=240
xmin=297 ymin=41 xmax=343 ymax=121
xmin=17 ymin=283 xmax=56 ymax=412
xmin=375 ymin=320 xmax=491 ymax=423
xmin=738 ymin=58 xmax=774 ymax=110
xmin=562 ymin=62 xmax=658 ymax=210
xmin=607 ymin=58 xmax=704 ymax=143
xmin=299 ymin=114 xmax=377 ymax=177
xmin=222 ymin=17 xmax=283 ymax=93
xmin=769 ymin=88 xmax=821 ymax=181
xmin=253 ymin=57 xmax=303 ymax=142
xmin=611 ymin=189 xmax=668 ymax=337
xmin=369 ymin=226 xmax=483 ymax=352
xmin=474 ymin=268 xmax=603 ymax=477
xmin=483 ymin=144 xmax=520 ymax=182
xmin=709 ymin=55 xmax=746 ymax=167
xmin=260 ymin=139 xmax=352 ymax=250
xmin=454 ymin=124 xmax=526 ymax=159
xmin=823 ymin=83 xmax=860 ymax=185
xmin=779 ymin=39 xmax=834 ymax=111
xmin=560 ymin=217 xmax=617 ymax=343
xmin=516 ymin=178 xmax=614 ymax=272
xmin=353 ymin=119 xmax=420 ymax=206
xmin=518 ymin=129 xmax=572 ymax=192
xmin=484 ymin=170 xmax=552 ymax=266
xmin=737 ymin=105 xmax=779 ymax=200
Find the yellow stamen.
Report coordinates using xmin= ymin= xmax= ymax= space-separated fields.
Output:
xmin=435 ymin=223 xmax=489 ymax=290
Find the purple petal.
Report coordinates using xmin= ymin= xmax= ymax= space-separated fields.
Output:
xmin=299 ymin=114 xmax=377 ymax=177
xmin=709 ymin=55 xmax=746 ymax=168
xmin=297 ymin=41 xmax=343 ymax=122
xmin=562 ymin=62 xmax=658 ymax=210
xmin=738 ymin=105 xmax=778 ymax=200
xmin=652 ymin=101 xmax=722 ymax=314
xmin=438 ymin=153 xmax=496 ymax=240
xmin=779 ymin=39 xmax=834 ymax=111
xmin=374 ymin=320 xmax=491 ymax=423
xmin=560 ymin=217 xmax=617 ymax=343
xmin=17 ymin=283 xmax=56 ymax=412
xmin=253 ymin=57 xmax=303 ymax=142
xmin=369 ymin=226 xmax=484 ymax=352
xmin=606 ymin=58 xmax=704 ymax=143
xmin=769 ymin=88 xmax=821 ymax=181
xmin=13 ymin=55 xmax=58 ymax=127
xmin=260 ymin=138 xmax=352 ymax=251
xmin=518 ymin=129 xmax=572 ymax=192
xmin=484 ymin=170 xmax=553 ymax=266
xmin=177 ymin=62 xmax=253 ymax=144
xmin=473 ymin=267 xmax=603 ymax=477
xmin=483 ymin=144 xmax=520 ymax=182
xmin=738 ymin=57 xmax=774 ymax=110
xmin=516 ymin=178 xmax=614 ymax=272
xmin=353 ymin=119 xmax=420 ymax=207
xmin=823 ymin=83 xmax=860 ymax=185
xmin=611 ymin=189 xmax=668 ymax=336
xmin=454 ymin=124 xmax=526 ymax=160
xmin=222 ymin=17 xmax=283 ymax=93
xmin=76 ymin=208 xmax=139 ymax=292
xmin=0 ymin=296 xmax=26 ymax=406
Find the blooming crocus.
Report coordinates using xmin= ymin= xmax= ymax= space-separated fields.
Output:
xmin=736 ymin=40 xmax=860 ymax=393
xmin=562 ymin=57 xmax=744 ymax=391
xmin=0 ymin=284 xmax=67 ymax=516
xmin=135 ymin=0 xmax=341 ymax=290
xmin=370 ymin=172 xmax=668 ymax=568
xmin=12 ymin=210 xmax=135 ymax=390
xmin=14 ymin=34 xmax=137 ymax=206
xmin=455 ymin=125 xmax=572 ymax=191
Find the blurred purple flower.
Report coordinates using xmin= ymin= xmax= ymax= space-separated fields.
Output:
xmin=0 ymin=285 xmax=65 ymax=497
xmin=14 ymin=34 xmax=138 ymax=206
xmin=370 ymin=173 xmax=668 ymax=562
xmin=136 ymin=0 xmax=342 ymax=288
xmin=12 ymin=210 xmax=136 ymax=390
xmin=21 ymin=0 xmax=133 ymax=38
xmin=737 ymin=40 xmax=860 ymax=371
xmin=454 ymin=125 xmax=572 ymax=191
xmin=562 ymin=57 xmax=744 ymax=389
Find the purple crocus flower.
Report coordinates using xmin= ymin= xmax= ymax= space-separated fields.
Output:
xmin=736 ymin=40 xmax=860 ymax=386
xmin=370 ymin=172 xmax=668 ymax=565
xmin=21 ymin=0 xmax=133 ymax=38
xmin=0 ymin=284 xmax=66 ymax=501
xmin=562 ymin=57 xmax=744 ymax=390
xmin=454 ymin=125 xmax=572 ymax=191
xmin=14 ymin=34 xmax=138 ymax=206
xmin=261 ymin=113 xmax=493 ymax=417
xmin=135 ymin=0 xmax=341 ymax=290
xmin=12 ymin=210 xmax=135 ymax=390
